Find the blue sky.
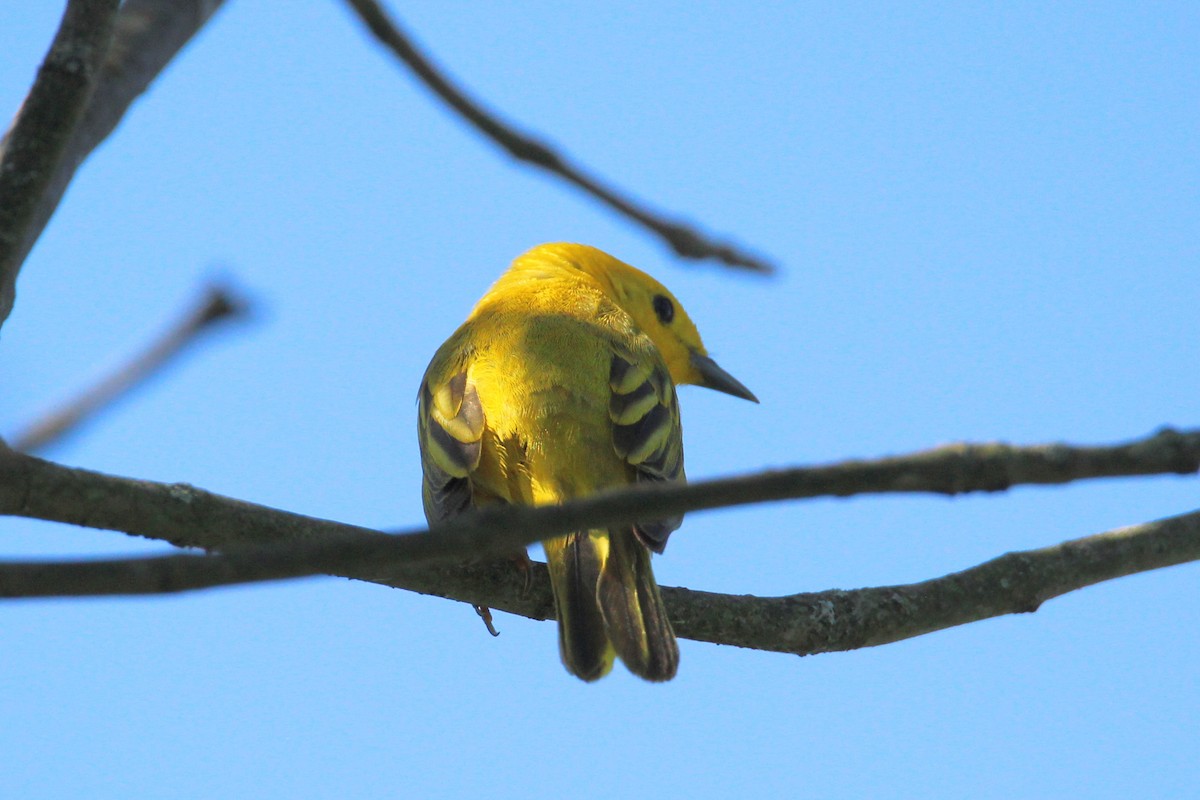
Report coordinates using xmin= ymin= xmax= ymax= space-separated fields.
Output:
xmin=1 ymin=2 xmax=1197 ymax=797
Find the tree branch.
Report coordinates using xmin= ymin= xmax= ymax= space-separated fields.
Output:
xmin=342 ymin=0 xmax=774 ymax=274
xmin=0 ymin=0 xmax=226 ymax=331
xmin=0 ymin=443 xmax=1197 ymax=656
xmin=10 ymin=281 xmax=251 ymax=454
xmin=664 ymin=508 xmax=1200 ymax=654
xmin=1 ymin=426 xmax=1197 ymax=605
xmin=0 ymin=0 xmax=120 ymax=329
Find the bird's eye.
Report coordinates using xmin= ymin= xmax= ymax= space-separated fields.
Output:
xmin=652 ymin=294 xmax=675 ymax=324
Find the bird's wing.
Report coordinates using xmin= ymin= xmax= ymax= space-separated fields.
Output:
xmin=418 ymin=369 xmax=485 ymax=524
xmin=608 ymin=348 xmax=685 ymax=553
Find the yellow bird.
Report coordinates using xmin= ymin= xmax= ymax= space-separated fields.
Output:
xmin=417 ymin=243 xmax=756 ymax=681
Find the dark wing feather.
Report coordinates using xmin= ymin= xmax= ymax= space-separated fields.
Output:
xmin=608 ymin=350 xmax=685 ymax=553
xmin=418 ymin=370 xmax=485 ymax=524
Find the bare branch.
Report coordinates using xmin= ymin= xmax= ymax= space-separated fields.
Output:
xmin=342 ymin=0 xmax=774 ymax=274
xmin=0 ymin=0 xmax=120 ymax=328
xmin=0 ymin=0 xmax=226 ymax=330
xmin=1 ymin=446 xmax=1197 ymax=657
xmin=11 ymin=281 xmax=251 ymax=454
xmin=0 ymin=448 xmax=545 ymax=613
xmin=666 ymin=509 xmax=1200 ymax=654
xmin=0 ymin=426 xmax=1196 ymax=604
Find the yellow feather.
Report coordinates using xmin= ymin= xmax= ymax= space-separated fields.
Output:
xmin=417 ymin=243 xmax=755 ymax=681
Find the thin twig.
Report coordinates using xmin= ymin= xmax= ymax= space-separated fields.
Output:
xmin=0 ymin=0 xmax=120 ymax=329
xmin=10 ymin=282 xmax=251 ymax=454
xmin=342 ymin=0 xmax=774 ymax=274
xmin=0 ymin=427 xmax=1195 ymax=605
xmin=0 ymin=0 xmax=227 ymax=331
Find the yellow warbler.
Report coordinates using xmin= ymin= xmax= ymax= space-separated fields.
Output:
xmin=417 ymin=243 xmax=756 ymax=681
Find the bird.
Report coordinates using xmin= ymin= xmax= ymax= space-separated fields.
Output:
xmin=417 ymin=243 xmax=757 ymax=681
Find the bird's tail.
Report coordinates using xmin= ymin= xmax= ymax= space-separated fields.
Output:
xmin=544 ymin=528 xmax=679 ymax=682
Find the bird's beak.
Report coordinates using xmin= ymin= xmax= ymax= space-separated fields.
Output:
xmin=689 ymin=351 xmax=758 ymax=403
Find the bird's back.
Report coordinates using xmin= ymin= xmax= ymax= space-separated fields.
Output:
xmin=422 ymin=269 xmax=653 ymax=506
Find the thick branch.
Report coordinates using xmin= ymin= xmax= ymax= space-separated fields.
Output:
xmin=1 ymin=426 xmax=1196 ymax=607
xmin=665 ymin=509 xmax=1200 ymax=653
xmin=0 ymin=0 xmax=226 ymax=330
xmin=0 ymin=446 xmax=550 ymax=615
xmin=342 ymin=0 xmax=773 ymax=273
xmin=11 ymin=282 xmax=250 ymax=454
xmin=0 ymin=0 xmax=120 ymax=328
xmin=0 ymin=446 xmax=1197 ymax=655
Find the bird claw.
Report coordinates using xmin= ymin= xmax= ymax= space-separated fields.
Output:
xmin=473 ymin=604 xmax=500 ymax=637
xmin=470 ymin=551 xmax=533 ymax=636
xmin=512 ymin=552 xmax=534 ymax=598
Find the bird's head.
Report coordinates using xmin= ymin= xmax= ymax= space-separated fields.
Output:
xmin=522 ymin=243 xmax=758 ymax=402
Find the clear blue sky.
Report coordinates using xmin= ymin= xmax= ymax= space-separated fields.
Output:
xmin=2 ymin=3 xmax=1197 ymax=797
